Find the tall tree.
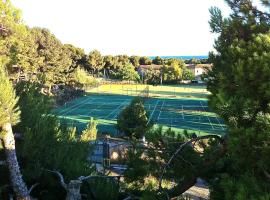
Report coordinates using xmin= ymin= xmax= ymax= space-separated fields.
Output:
xmin=139 ymin=56 xmax=152 ymax=65
xmin=64 ymin=44 xmax=86 ymax=69
xmin=0 ymin=0 xmax=42 ymax=82
xmin=15 ymin=82 xmax=93 ymax=199
xmin=0 ymin=69 xmax=30 ymax=200
xmin=31 ymin=28 xmax=72 ymax=88
xmin=152 ymin=56 xmax=164 ymax=65
xmin=117 ymin=63 xmax=140 ymax=82
xmin=207 ymin=1 xmax=270 ymax=199
xmin=129 ymin=55 xmax=140 ymax=68
xmin=87 ymin=50 xmax=104 ymax=75
xmin=80 ymin=117 xmax=97 ymax=141
xmin=0 ymin=1 xmax=31 ymax=198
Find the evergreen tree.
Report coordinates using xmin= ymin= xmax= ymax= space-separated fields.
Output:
xmin=117 ymin=63 xmax=140 ymax=82
xmin=139 ymin=56 xmax=152 ymax=65
xmin=0 ymin=0 xmax=42 ymax=81
xmin=0 ymin=69 xmax=30 ymax=199
xmin=31 ymin=28 xmax=73 ymax=89
xmin=129 ymin=55 xmax=140 ymax=68
xmin=15 ymin=82 xmax=93 ymax=199
xmin=124 ymin=127 xmax=224 ymax=199
xmin=80 ymin=117 xmax=97 ymax=142
xmin=152 ymin=56 xmax=164 ymax=65
xmin=117 ymin=97 xmax=151 ymax=139
xmin=64 ymin=44 xmax=86 ymax=69
xmin=87 ymin=50 xmax=104 ymax=75
xmin=207 ymin=1 xmax=270 ymax=199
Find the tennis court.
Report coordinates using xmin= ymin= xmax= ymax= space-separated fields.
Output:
xmin=55 ymin=84 xmax=226 ymax=136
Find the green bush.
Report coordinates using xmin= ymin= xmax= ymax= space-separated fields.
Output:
xmin=73 ymin=67 xmax=98 ymax=88
xmin=117 ymin=97 xmax=151 ymax=139
xmin=82 ymin=177 xmax=119 ymax=200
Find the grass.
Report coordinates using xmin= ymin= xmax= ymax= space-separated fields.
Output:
xmin=87 ymin=84 xmax=209 ymax=99
xmin=55 ymin=84 xmax=226 ymax=136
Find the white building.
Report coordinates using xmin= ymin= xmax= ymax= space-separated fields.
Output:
xmin=186 ymin=64 xmax=212 ymax=83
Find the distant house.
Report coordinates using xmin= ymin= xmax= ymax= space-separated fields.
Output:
xmin=186 ymin=64 xmax=212 ymax=83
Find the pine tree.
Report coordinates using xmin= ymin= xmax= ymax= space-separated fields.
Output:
xmin=80 ymin=117 xmax=97 ymax=142
xmin=118 ymin=63 xmax=140 ymax=82
xmin=117 ymin=97 xmax=151 ymax=139
xmin=207 ymin=1 xmax=270 ymax=198
xmin=0 ymin=69 xmax=30 ymax=199
xmin=87 ymin=50 xmax=104 ymax=76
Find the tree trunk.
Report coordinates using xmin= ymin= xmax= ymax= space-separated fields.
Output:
xmin=169 ymin=177 xmax=197 ymax=200
xmin=2 ymin=123 xmax=30 ymax=200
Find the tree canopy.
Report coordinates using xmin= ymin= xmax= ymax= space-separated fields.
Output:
xmin=117 ymin=97 xmax=151 ymax=139
xmin=206 ymin=0 xmax=270 ymax=199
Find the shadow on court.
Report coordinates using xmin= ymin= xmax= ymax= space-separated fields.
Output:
xmin=54 ymin=92 xmax=226 ymax=136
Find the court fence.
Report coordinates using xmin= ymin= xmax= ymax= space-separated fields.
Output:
xmin=86 ymin=83 xmax=209 ymax=100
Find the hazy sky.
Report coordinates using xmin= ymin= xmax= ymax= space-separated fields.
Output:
xmin=12 ymin=0 xmax=232 ymax=56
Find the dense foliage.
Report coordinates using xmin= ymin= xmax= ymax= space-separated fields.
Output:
xmin=0 ymin=69 xmax=20 ymax=127
xmin=0 ymin=0 xmax=217 ymax=199
xmin=0 ymin=67 xmax=30 ymax=199
xmin=207 ymin=0 xmax=270 ymax=199
xmin=81 ymin=117 xmax=98 ymax=142
xmin=117 ymin=97 xmax=151 ymax=139
xmin=124 ymin=127 xmax=224 ymax=199
xmin=4 ymin=81 xmax=93 ymax=199
xmin=0 ymin=0 xmax=198 ymax=88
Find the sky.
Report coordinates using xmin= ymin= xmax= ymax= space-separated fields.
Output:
xmin=11 ymin=0 xmax=233 ymax=56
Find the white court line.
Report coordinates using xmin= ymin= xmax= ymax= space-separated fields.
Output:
xmin=200 ymin=101 xmax=214 ymax=130
xmin=182 ymin=105 xmax=184 ymax=120
xmin=60 ymin=96 xmax=95 ymax=116
xmin=147 ymin=100 xmax=160 ymax=125
xmin=59 ymin=96 xmax=91 ymax=114
xmin=159 ymin=117 xmax=183 ymax=120
xmin=87 ymin=102 xmax=106 ymax=116
xmin=105 ymin=99 xmax=129 ymax=119
xmin=182 ymin=105 xmax=208 ymax=108
xmin=112 ymin=100 xmax=130 ymax=119
xmin=64 ymin=121 xmax=85 ymax=125
xmin=157 ymin=100 xmax=165 ymax=121
xmin=105 ymin=99 xmax=129 ymax=118
xmin=63 ymin=97 xmax=121 ymax=112
xmin=215 ymin=115 xmax=225 ymax=130
xmin=78 ymin=115 xmax=90 ymax=118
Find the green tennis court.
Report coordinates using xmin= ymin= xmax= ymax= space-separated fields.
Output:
xmin=54 ymin=84 xmax=226 ymax=136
